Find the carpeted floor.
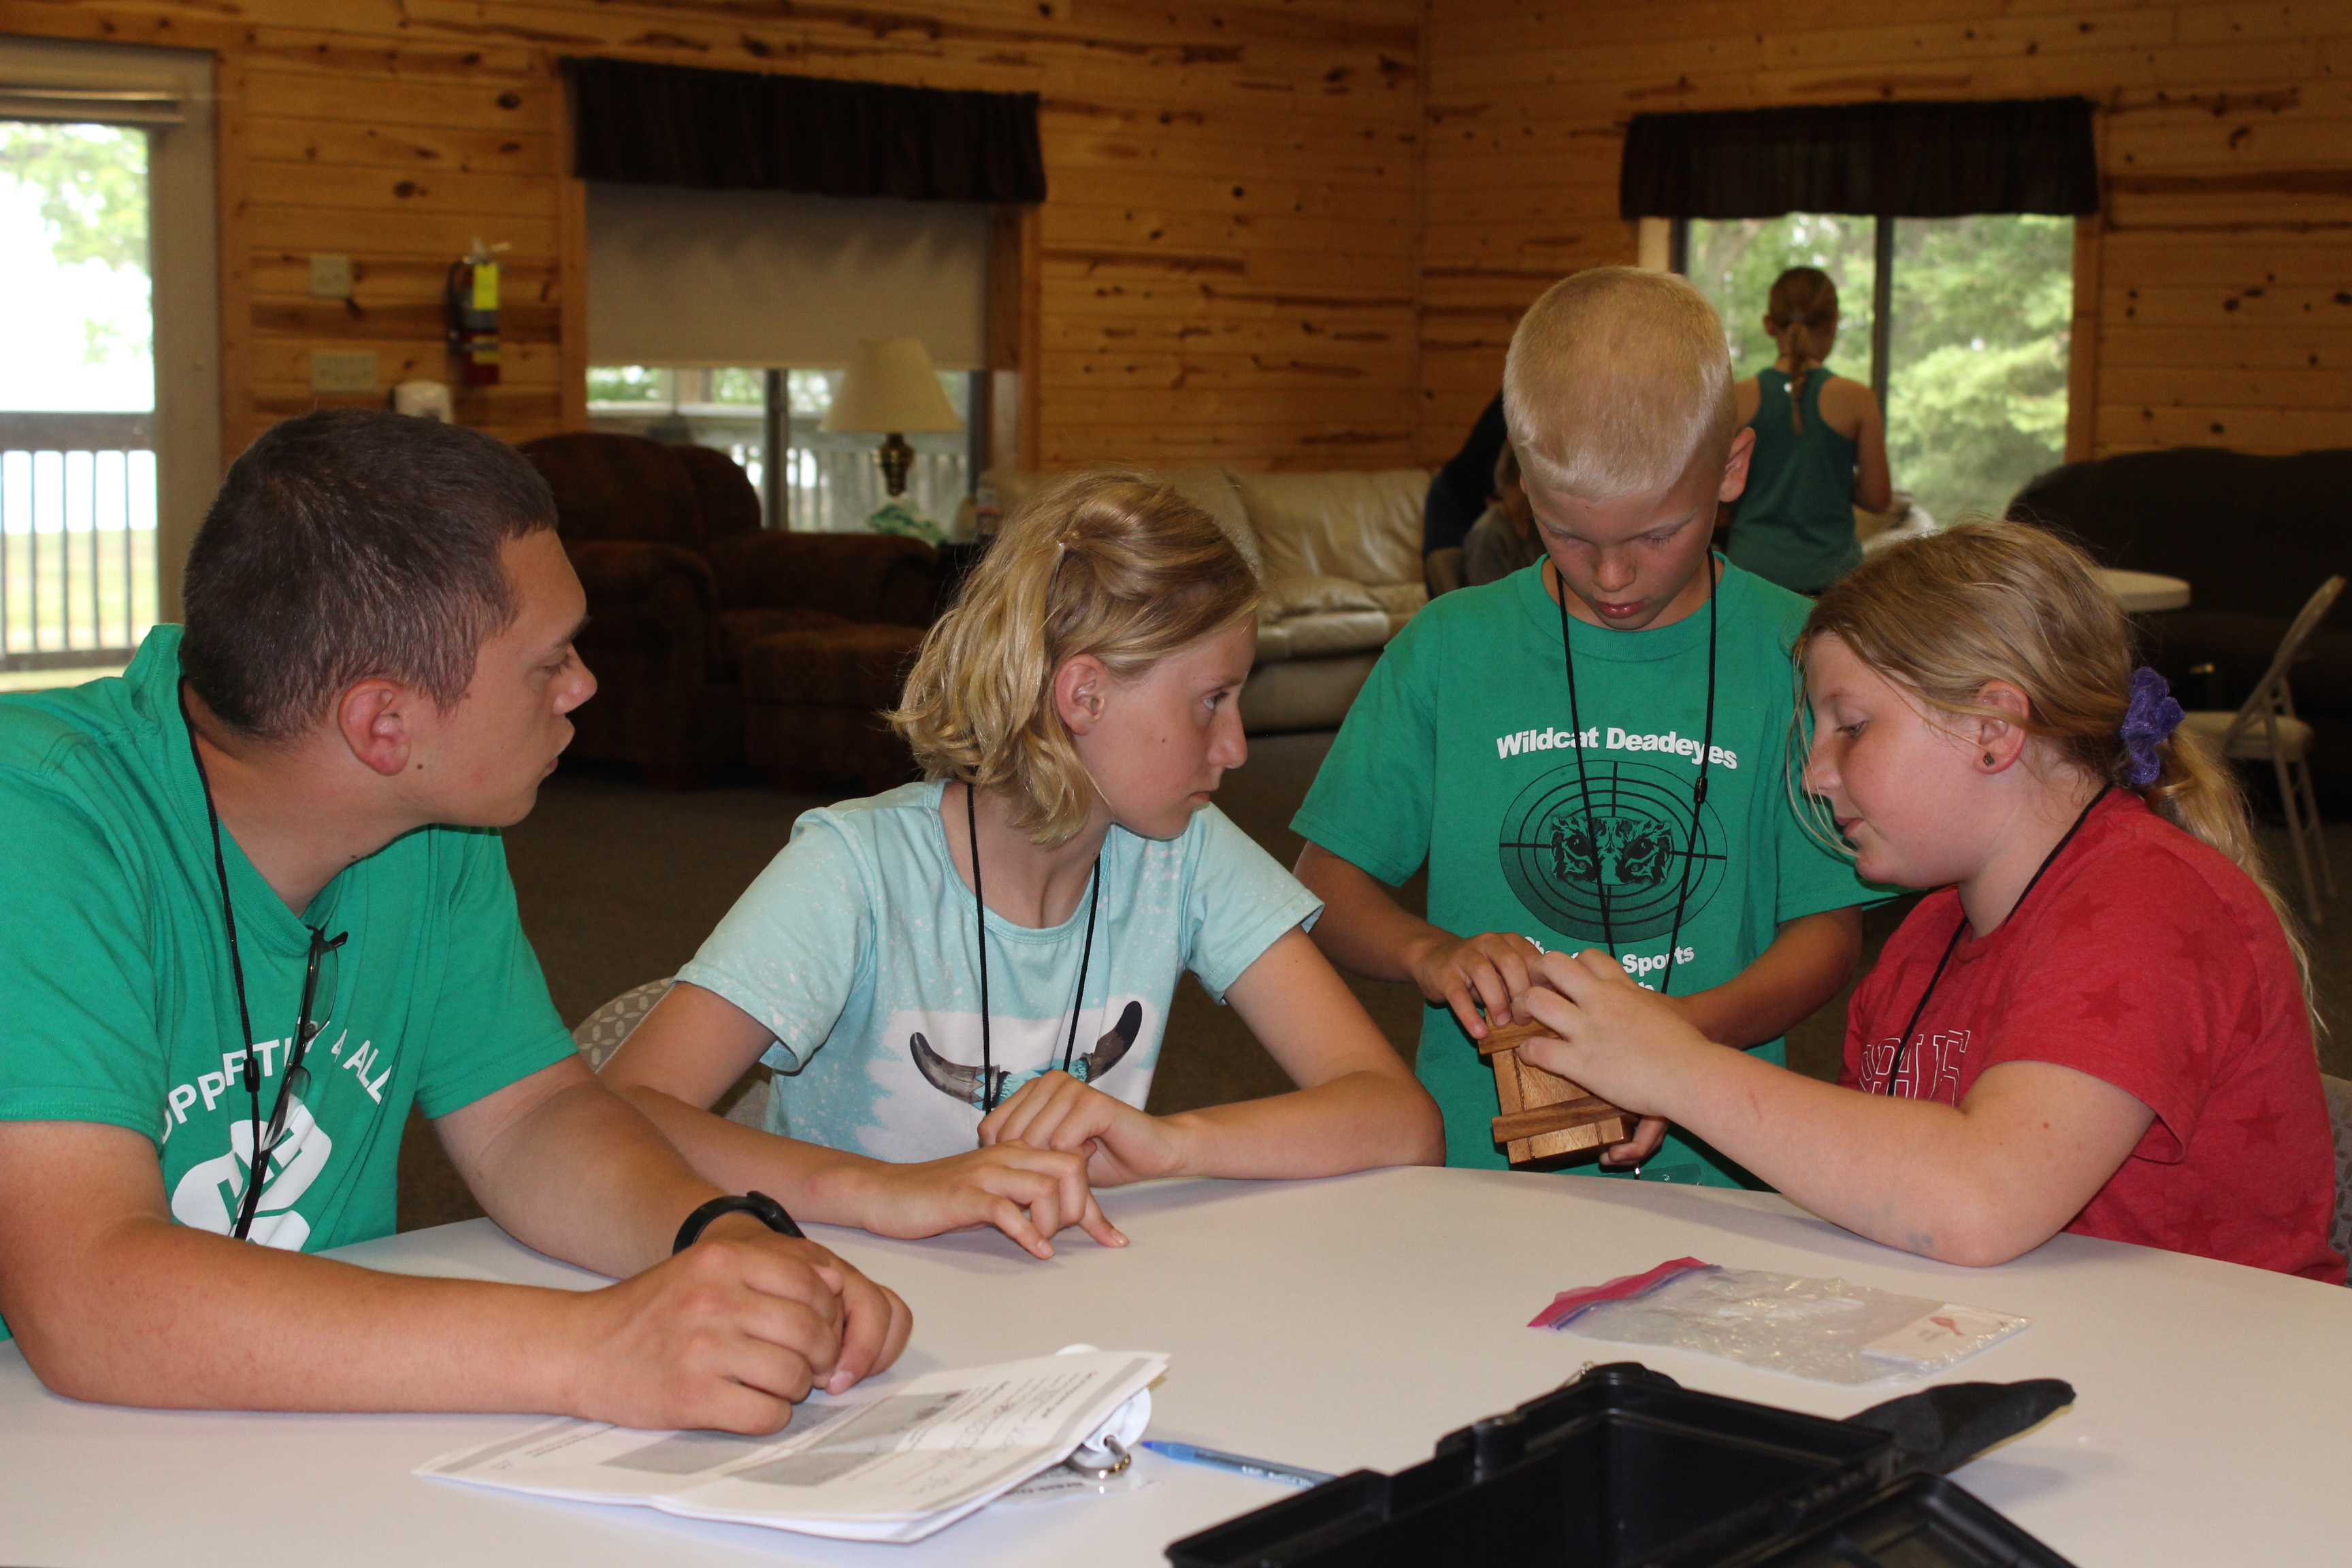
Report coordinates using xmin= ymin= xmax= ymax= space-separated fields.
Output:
xmin=397 ymin=736 xmax=2352 ymax=1229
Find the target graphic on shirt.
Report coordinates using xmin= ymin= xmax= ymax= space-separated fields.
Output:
xmin=1498 ymin=761 xmax=1727 ymax=944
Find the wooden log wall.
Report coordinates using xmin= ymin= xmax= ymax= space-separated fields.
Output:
xmin=0 ymin=0 xmax=1431 ymax=474
xmin=6 ymin=0 xmax=2343 ymax=479
xmin=1419 ymin=0 xmax=2352 ymax=466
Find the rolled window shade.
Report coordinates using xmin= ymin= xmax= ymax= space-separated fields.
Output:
xmin=0 ymin=83 xmax=183 ymax=125
xmin=586 ymin=182 xmax=985 ymax=370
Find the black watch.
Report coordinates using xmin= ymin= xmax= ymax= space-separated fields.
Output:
xmin=673 ymin=1190 xmax=806 ymax=1253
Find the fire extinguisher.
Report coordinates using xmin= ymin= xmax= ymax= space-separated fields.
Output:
xmin=446 ymin=238 xmax=508 ymax=387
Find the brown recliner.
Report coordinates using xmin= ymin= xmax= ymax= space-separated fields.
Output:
xmin=519 ymin=431 xmax=941 ymax=789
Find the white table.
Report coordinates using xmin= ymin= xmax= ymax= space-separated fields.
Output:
xmin=3 ymin=1168 xmax=2346 ymax=1566
xmin=2098 ymin=568 xmax=2192 ymax=613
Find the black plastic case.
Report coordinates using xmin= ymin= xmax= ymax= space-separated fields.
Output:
xmin=1164 ymin=1364 xmax=2073 ymax=1568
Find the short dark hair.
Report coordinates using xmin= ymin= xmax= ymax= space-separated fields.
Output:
xmin=180 ymin=409 xmax=557 ymax=740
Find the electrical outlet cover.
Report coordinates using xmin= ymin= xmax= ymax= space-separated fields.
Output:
xmin=309 ymin=254 xmax=353 ymax=298
xmin=311 ymin=350 xmax=380 ymax=394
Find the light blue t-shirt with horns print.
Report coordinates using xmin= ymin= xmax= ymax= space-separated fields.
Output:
xmin=676 ymin=779 xmax=1320 ymax=1162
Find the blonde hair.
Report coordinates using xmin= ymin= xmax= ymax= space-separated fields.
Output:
xmin=1797 ymin=521 xmax=2314 ymax=1011
xmin=1502 ymin=266 xmax=1735 ymax=501
xmin=889 ymin=469 xmax=1260 ymax=847
xmin=1765 ymin=266 xmax=1839 ymax=436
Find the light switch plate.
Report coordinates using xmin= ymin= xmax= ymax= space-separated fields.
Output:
xmin=309 ymin=254 xmax=353 ymax=298
xmin=311 ymin=350 xmax=379 ymax=394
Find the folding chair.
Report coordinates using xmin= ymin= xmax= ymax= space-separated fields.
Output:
xmin=572 ymin=978 xmax=770 ymax=1128
xmin=2180 ymin=574 xmax=2345 ymax=924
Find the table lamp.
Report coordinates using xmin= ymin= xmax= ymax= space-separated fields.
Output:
xmin=820 ymin=337 xmax=964 ymax=500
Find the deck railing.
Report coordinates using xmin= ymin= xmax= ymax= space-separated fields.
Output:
xmin=1 ymin=411 xmax=158 ymax=672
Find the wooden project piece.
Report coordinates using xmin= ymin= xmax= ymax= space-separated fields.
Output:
xmin=1477 ymin=1019 xmax=1632 ymax=1166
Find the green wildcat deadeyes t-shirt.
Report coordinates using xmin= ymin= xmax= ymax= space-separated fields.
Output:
xmin=0 ymin=628 xmax=577 ymax=1338
xmin=1293 ymin=557 xmax=1872 ymax=1183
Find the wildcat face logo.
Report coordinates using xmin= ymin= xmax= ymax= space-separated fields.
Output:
xmin=1499 ymin=761 xmax=1726 ymax=943
xmin=1558 ymin=811 xmax=1675 ymax=890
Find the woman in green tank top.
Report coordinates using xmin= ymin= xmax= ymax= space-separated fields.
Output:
xmin=1727 ymin=267 xmax=1893 ymax=595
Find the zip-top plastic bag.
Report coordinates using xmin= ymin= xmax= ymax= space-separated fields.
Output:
xmin=1531 ymin=1258 xmax=2029 ymax=1385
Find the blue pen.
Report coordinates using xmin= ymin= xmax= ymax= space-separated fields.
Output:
xmin=1141 ymin=1440 xmax=1334 ymax=1488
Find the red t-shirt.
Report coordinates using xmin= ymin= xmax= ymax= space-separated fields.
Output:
xmin=1842 ymin=791 xmax=2344 ymax=1282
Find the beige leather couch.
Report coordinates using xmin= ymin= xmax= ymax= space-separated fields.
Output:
xmin=984 ymin=466 xmax=1433 ymax=732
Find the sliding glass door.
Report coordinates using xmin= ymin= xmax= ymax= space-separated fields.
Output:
xmin=1682 ymin=212 xmax=2072 ymax=528
xmin=0 ymin=37 xmax=216 ymax=689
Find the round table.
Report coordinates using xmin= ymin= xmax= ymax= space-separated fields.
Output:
xmin=3 ymin=1168 xmax=2346 ymax=1566
xmin=2097 ymin=568 xmax=2191 ymax=612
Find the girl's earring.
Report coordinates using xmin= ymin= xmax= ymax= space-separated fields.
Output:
xmin=1982 ymin=751 xmax=1997 ymax=768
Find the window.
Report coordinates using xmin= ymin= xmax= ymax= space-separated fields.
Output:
xmin=587 ymin=365 xmax=974 ymax=534
xmin=0 ymin=37 xmax=216 ymax=689
xmin=1 ymin=120 xmax=157 ymax=679
xmin=1680 ymin=213 xmax=2073 ymax=528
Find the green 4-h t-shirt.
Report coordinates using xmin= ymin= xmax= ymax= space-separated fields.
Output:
xmin=0 ymin=628 xmax=577 ymax=1337
xmin=1293 ymin=557 xmax=1872 ymax=1183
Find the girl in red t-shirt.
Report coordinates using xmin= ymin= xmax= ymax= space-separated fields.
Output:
xmin=1511 ymin=521 xmax=2342 ymax=1280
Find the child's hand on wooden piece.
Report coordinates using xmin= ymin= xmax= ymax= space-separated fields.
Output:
xmin=1407 ymin=928 xmax=1549 ymax=1040
xmin=1512 ymin=949 xmax=1716 ymax=1128
xmin=858 ymin=1142 xmax=1127 ymax=1260
xmin=979 ymin=1071 xmax=1183 ymax=1188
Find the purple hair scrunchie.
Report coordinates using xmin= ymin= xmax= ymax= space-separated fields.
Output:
xmin=2121 ymin=666 xmax=2185 ymax=787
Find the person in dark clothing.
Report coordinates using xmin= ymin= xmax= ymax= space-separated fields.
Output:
xmin=1423 ymin=391 xmax=1507 ymax=556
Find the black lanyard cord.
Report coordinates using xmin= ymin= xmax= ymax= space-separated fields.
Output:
xmin=179 ymin=685 xmax=265 ymax=1235
xmin=967 ymin=781 xmax=994 ymax=1110
xmin=1060 ymin=864 xmax=1102 ymax=1075
xmin=1556 ymin=568 xmax=1612 ymax=957
xmin=1882 ymin=784 xmax=2111 ymax=1096
xmin=1554 ymin=554 xmax=1719 ymax=996
xmin=966 ymin=781 xmax=1101 ymax=1114
xmin=1658 ymin=556 xmax=1718 ymax=996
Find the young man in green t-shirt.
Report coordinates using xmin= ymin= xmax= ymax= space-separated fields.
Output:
xmin=1294 ymin=267 xmax=1873 ymax=1186
xmin=0 ymin=410 xmax=908 ymax=1431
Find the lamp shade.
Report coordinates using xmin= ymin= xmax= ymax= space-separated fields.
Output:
xmin=820 ymin=337 xmax=964 ymax=434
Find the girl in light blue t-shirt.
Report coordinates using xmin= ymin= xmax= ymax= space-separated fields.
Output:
xmin=604 ymin=470 xmax=1443 ymax=1259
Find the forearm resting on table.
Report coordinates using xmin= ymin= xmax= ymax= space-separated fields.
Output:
xmin=1186 ymin=926 xmax=1446 ymax=1175
xmin=1155 ymin=1069 xmax=1443 ymax=1179
xmin=438 ymin=1058 xmax=732 ymax=1279
xmin=1292 ymin=843 xmax=1443 ymax=983
xmin=0 ymin=1122 xmax=589 ymax=1413
xmin=1672 ymin=906 xmax=1861 ymax=1049
xmin=614 ymin=1081 xmax=911 ymax=1229
xmin=1637 ymin=1050 xmax=2142 ymax=1266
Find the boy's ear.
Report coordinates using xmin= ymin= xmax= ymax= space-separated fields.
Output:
xmin=1718 ymin=427 xmax=1757 ymax=504
xmin=1054 ymin=654 xmax=1111 ymax=736
xmin=1970 ymin=679 xmax=2035 ymax=771
xmin=338 ymin=679 xmax=416 ymax=779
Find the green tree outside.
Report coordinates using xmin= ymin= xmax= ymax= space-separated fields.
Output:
xmin=0 ymin=121 xmax=149 ymax=366
xmin=1884 ymin=215 xmax=2073 ymax=526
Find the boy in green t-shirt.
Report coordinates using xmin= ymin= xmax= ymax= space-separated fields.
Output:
xmin=1294 ymin=267 xmax=1872 ymax=1186
xmin=0 ymin=410 xmax=906 ymax=1431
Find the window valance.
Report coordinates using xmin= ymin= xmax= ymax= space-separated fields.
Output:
xmin=1620 ymin=97 xmax=2098 ymax=219
xmin=564 ymin=56 xmax=1047 ymax=203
